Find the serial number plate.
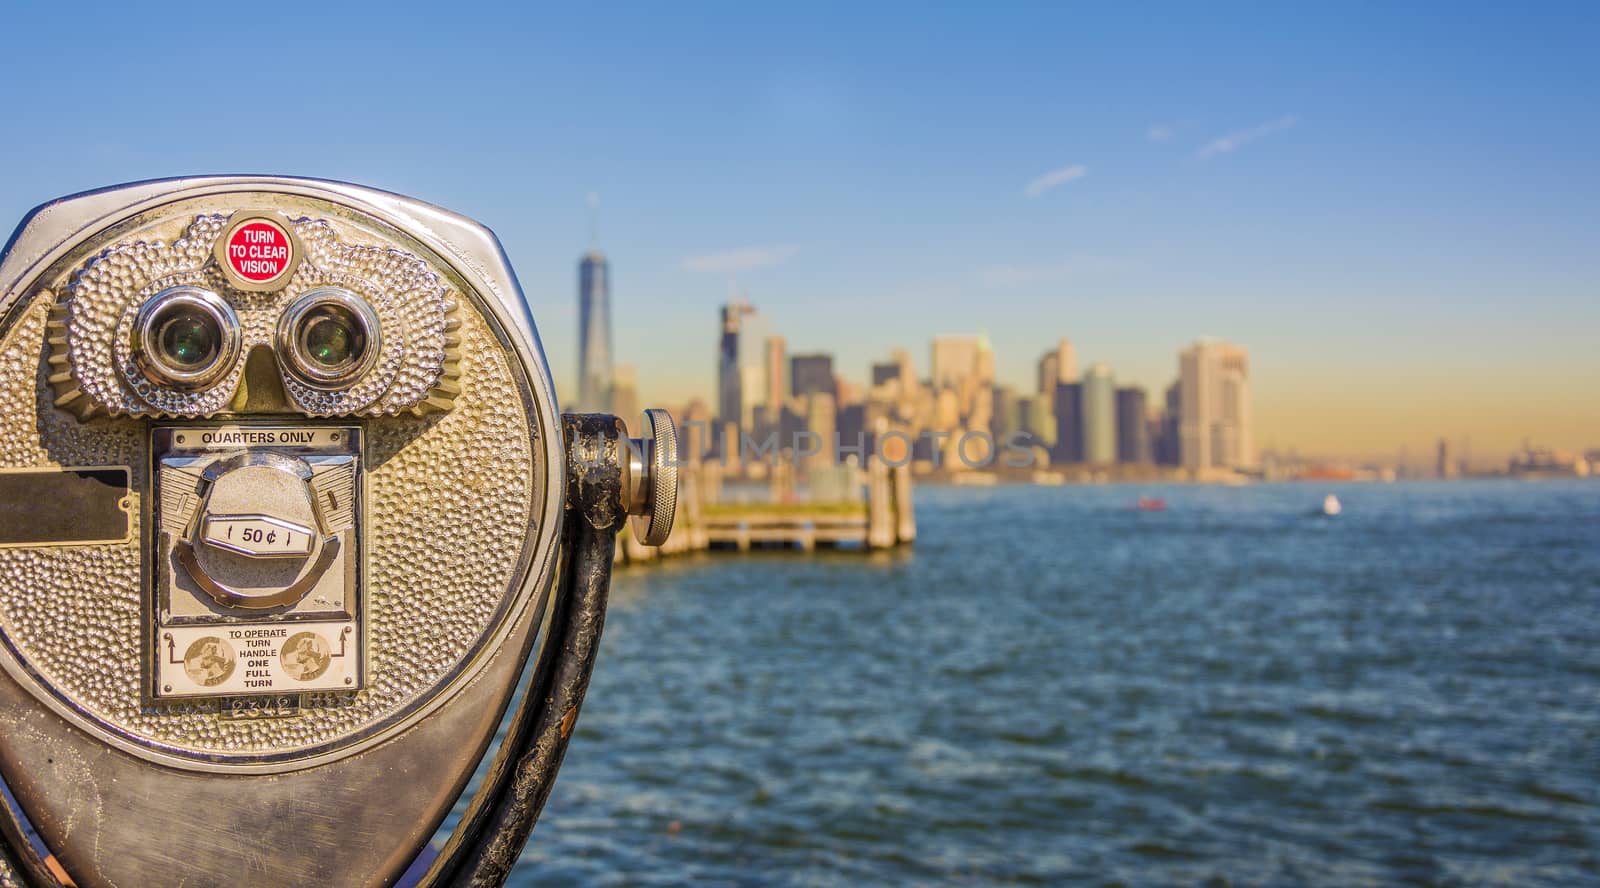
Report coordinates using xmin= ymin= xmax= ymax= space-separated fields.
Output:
xmin=202 ymin=515 xmax=314 ymax=558
xmin=222 ymin=695 xmax=302 ymax=719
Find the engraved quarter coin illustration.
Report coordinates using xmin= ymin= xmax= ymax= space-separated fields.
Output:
xmin=183 ymin=637 xmax=236 ymax=687
xmin=281 ymin=632 xmax=331 ymax=681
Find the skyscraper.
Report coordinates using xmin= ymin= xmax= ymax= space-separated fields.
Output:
xmin=610 ymin=364 xmax=640 ymax=427
xmin=1024 ymin=397 xmax=1056 ymax=450
xmin=1156 ymin=380 xmax=1182 ymax=466
xmin=790 ymin=353 xmax=836 ymax=400
xmin=1178 ymin=339 xmax=1253 ymax=471
xmin=837 ymin=402 xmax=868 ymax=456
xmin=764 ymin=335 xmax=787 ymax=422
xmin=974 ymin=334 xmax=995 ymax=386
xmin=1034 ymin=340 xmax=1074 ymax=456
xmin=577 ymin=250 xmax=612 ymax=412
xmin=1038 ymin=338 xmax=1077 ymax=394
xmin=1082 ymin=363 xmax=1117 ymax=465
xmin=1053 ymin=382 xmax=1084 ymax=463
xmin=892 ymin=348 xmax=916 ymax=394
xmin=931 ymin=336 xmax=979 ymax=390
xmin=991 ymin=384 xmax=1019 ymax=442
xmin=804 ymin=391 xmax=836 ymax=472
xmin=1116 ymin=386 xmax=1151 ymax=464
xmin=716 ymin=300 xmax=766 ymax=434
xmin=717 ymin=302 xmax=746 ymax=428
xmin=1038 ymin=352 xmax=1057 ymax=397
xmin=835 ymin=376 xmax=860 ymax=408
xmin=738 ymin=313 xmax=767 ymax=432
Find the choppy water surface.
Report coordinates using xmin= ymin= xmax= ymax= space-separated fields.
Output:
xmin=503 ymin=482 xmax=1600 ymax=885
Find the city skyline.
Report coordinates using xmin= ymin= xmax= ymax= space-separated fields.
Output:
xmin=692 ymin=285 xmax=1259 ymax=478
xmin=572 ymin=268 xmax=1586 ymax=469
xmin=0 ymin=5 xmax=1595 ymax=461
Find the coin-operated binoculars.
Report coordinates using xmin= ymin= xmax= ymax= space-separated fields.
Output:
xmin=0 ymin=177 xmax=676 ymax=887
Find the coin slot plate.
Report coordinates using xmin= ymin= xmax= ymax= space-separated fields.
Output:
xmin=149 ymin=425 xmax=364 ymax=702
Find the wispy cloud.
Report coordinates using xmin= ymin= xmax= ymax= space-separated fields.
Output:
xmin=1147 ymin=125 xmax=1173 ymax=142
xmin=1023 ymin=164 xmax=1088 ymax=198
xmin=681 ymin=244 xmax=800 ymax=273
xmin=1197 ymin=115 xmax=1298 ymax=159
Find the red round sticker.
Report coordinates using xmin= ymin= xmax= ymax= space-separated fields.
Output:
xmin=224 ymin=220 xmax=292 ymax=284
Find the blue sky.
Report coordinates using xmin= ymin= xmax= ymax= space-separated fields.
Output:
xmin=1 ymin=2 xmax=1596 ymax=458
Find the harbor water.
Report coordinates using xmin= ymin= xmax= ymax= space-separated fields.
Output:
xmin=480 ymin=481 xmax=1599 ymax=885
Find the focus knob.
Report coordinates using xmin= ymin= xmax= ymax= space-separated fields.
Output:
xmin=624 ymin=408 xmax=678 ymax=546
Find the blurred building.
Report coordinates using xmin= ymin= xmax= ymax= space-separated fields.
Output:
xmin=1053 ymin=382 xmax=1084 ymax=463
xmin=974 ymin=335 xmax=995 ymax=387
xmin=1178 ymin=339 xmax=1253 ymax=471
xmin=1509 ymin=444 xmax=1590 ymax=478
xmin=791 ymin=353 xmax=836 ymax=400
xmin=991 ymin=384 xmax=1020 ymax=442
xmin=891 ymin=348 xmax=916 ymax=396
xmin=1437 ymin=437 xmax=1458 ymax=479
xmin=1154 ymin=381 xmax=1181 ymax=466
xmin=1082 ymin=363 xmax=1117 ymax=464
xmin=934 ymin=386 xmax=962 ymax=430
xmin=610 ymin=364 xmax=640 ymax=427
xmin=1116 ymin=385 xmax=1151 ymax=464
xmin=907 ymin=380 xmax=936 ymax=435
xmin=717 ymin=300 xmax=762 ymax=434
xmin=1031 ymin=340 xmax=1074 ymax=461
xmin=931 ymin=336 xmax=979 ymax=391
xmin=1145 ymin=413 xmax=1166 ymax=466
xmin=576 ymin=250 xmax=612 ymax=412
xmin=764 ymin=335 xmax=787 ymax=428
xmin=804 ymin=391 xmax=837 ymax=472
xmin=738 ymin=311 xmax=767 ymax=431
xmin=837 ymin=403 xmax=868 ymax=456
xmin=717 ymin=419 xmax=741 ymax=475
xmin=1023 ymin=396 xmax=1055 ymax=450
xmin=1038 ymin=338 xmax=1077 ymax=392
xmin=1037 ymin=352 xmax=1057 ymax=397
xmin=835 ymin=376 xmax=859 ymax=408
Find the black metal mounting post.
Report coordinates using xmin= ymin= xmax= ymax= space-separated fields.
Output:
xmin=422 ymin=413 xmax=628 ymax=886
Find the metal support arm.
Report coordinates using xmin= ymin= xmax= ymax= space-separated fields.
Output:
xmin=422 ymin=413 xmax=630 ymax=886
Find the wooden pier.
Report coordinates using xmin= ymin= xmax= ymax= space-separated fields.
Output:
xmin=617 ymin=456 xmax=915 ymax=564
xmin=704 ymin=503 xmax=870 ymax=553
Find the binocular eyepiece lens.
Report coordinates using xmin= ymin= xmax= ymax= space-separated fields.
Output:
xmin=300 ymin=305 xmax=365 ymax=371
xmin=157 ymin=307 xmax=220 ymax=368
xmin=134 ymin=287 xmax=240 ymax=389
xmin=279 ymin=288 xmax=381 ymax=388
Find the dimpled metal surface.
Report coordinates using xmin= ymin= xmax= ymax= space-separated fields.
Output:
xmin=53 ymin=212 xmax=458 ymax=419
xmin=0 ymin=282 xmax=536 ymax=758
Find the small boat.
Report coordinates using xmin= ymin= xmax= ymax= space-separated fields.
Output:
xmin=1136 ymin=496 xmax=1167 ymax=512
xmin=1320 ymin=494 xmax=1341 ymax=517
